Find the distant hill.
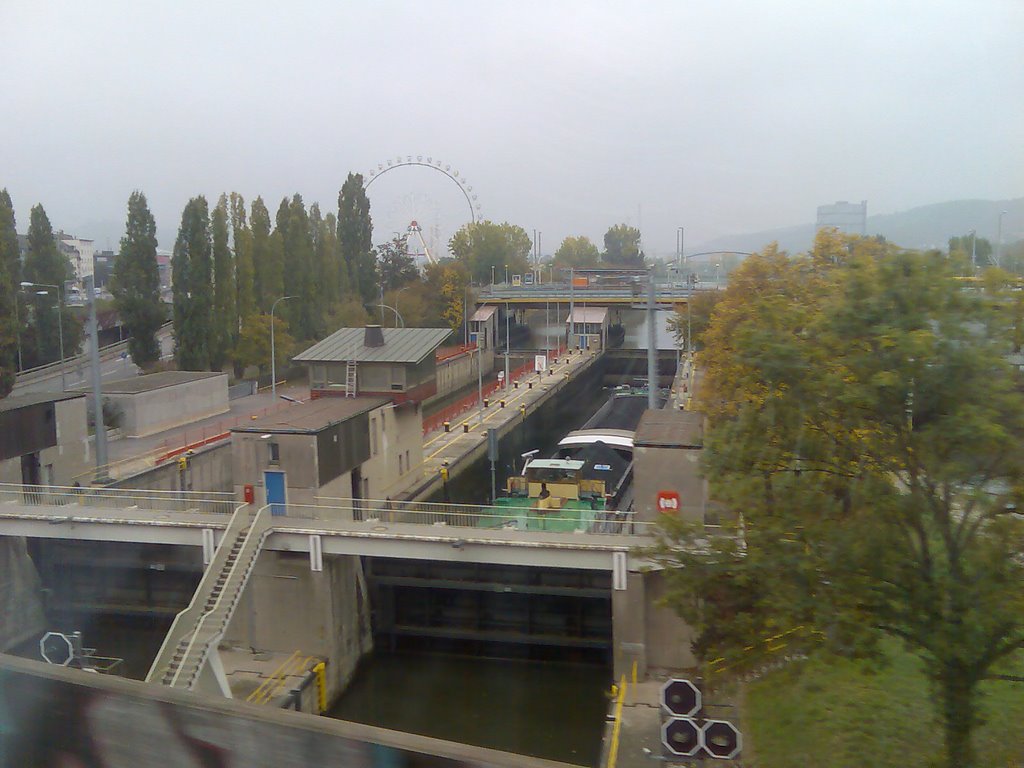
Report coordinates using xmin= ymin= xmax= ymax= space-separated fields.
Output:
xmin=692 ymin=198 xmax=1024 ymax=259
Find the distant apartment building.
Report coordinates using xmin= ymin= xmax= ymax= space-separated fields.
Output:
xmin=816 ymin=200 xmax=867 ymax=235
xmin=57 ymin=233 xmax=95 ymax=290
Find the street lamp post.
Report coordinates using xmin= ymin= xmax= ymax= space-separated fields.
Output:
xmin=491 ymin=265 xmax=495 ymax=289
xmin=21 ymin=281 xmax=65 ymax=390
xmin=504 ymin=264 xmax=509 ymax=285
xmin=270 ymin=296 xmax=294 ymax=400
xmin=368 ymin=304 xmax=404 ymax=328
xmin=13 ymin=289 xmax=22 ymax=371
xmin=996 ymin=210 xmax=1008 ymax=269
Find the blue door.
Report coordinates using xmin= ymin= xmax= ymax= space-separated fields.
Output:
xmin=264 ymin=470 xmax=286 ymax=516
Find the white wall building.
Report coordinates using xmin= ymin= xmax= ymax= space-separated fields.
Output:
xmin=58 ymin=234 xmax=95 ymax=290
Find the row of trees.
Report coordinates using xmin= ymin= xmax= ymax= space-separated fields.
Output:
xmin=0 ymin=190 xmax=84 ymax=396
xmin=652 ymin=229 xmax=1024 ymax=768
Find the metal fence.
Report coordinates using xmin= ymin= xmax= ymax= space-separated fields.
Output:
xmin=0 ymin=482 xmax=239 ymax=515
xmin=297 ymin=496 xmax=652 ymax=536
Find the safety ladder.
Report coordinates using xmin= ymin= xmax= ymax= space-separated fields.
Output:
xmin=345 ymin=359 xmax=357 ymax=397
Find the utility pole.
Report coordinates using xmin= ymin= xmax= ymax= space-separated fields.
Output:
xmin=647 ymin=269 xmax=657 ymax=410
xmin=86 ymin=275 xmax=109 ymax=483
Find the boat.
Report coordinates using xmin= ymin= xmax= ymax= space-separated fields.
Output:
xmin=488 ymin=384 xmax=657 ymax=532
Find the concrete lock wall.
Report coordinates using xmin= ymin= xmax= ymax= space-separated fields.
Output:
xmin=0 ymin=653 xmax=566 ymax=768
xmin=0 ymin=537 xmax=47 ymax=651
xmin=633 ymin=442 xmax=707 ymax=524
xmin=360 ymin=403 xmax=424 ymax=501
xmin=113 ymin=374 xmax=229 ymax=438
xmin=223 ymin=551 xmax=372 ymax=704
xmin=433 ymin=347 xmax=495 ymax=400
xmin=612 ymin=571 xmax=697 ymax=677
xmin=111 ymin=442 xmax=233 ymax=495
xmin=0 ymin=397 xmax=90 ymax=487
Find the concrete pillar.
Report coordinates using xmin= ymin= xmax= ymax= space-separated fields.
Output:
xmin=0 ymin=538 xmax=47 ymax=652
xmin=612 ymin=571 xmax=647 ymax=681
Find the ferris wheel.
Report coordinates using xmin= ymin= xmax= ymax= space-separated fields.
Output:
xmin=364 ymin=155 xmax=483 ymax=224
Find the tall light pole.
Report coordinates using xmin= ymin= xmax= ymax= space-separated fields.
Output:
xmin=270 ymin=295 xmax=294 ymax=399
xmin=85 ymin=275 xmax=109 ymax=483
xmin=970 ymin=229 xmax=977 ymax=271
xmin=491 ymin=265 xmax=495 ymax=289
xmin=21 ymin=281 xmax=65 ymax=390
xmin=504 ymin=264 xmax=509 ymax=285
xmin=996 ymin=210 xmax=1008 ymax=269
xmin=13 ymin=289 xmax=22 ymax=371
xmin=677 ymin=227 xmax=684 ymax=270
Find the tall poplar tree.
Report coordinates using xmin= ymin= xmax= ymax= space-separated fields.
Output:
xmin=172 ymin=197 xmax=213 ymax=371
xmin=111 ymin=191 xmax=163 ymax=367
xmin=0 ymin=190 xmax=20 ymax=394
xmin=210 ymin=195 xmax=235 ymax=369
xmin=282 ymin=194 xmax=315 ymax=340
xmin=250 ymin=196 xmax=272 ymax=311
xmin=230 ymin=192 xmax=255 ymax=324
xmin=22 ymin=204 xmax=81 ymax=368
xmin=337 ymin=173 xmax=375 ymax=303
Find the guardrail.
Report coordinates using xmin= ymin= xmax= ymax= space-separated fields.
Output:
xmin=302 ymin=496 xmax=652 ymax=536
xmin=0 ymin=482 xmax=238 ymax=515
xmin=422 ymin=346 xmax=566 ymax=435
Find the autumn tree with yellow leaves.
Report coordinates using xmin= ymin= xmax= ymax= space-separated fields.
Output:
xmin=650 ymin=230 xmax=1024 ymax=768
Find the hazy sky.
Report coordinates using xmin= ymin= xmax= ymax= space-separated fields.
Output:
xmin=3 ymin=0 xmax=1021 ymax=257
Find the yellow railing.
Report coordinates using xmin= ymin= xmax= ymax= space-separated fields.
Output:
xmin=606 ymin=673 xmax=627 ymax=768
xmin=246 ymin=651 xmax=318 ymax=706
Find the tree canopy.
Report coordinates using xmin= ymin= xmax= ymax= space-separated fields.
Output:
xmin=553 ymin=235 xmax=600 ymax=269
xmin=111 ymin=191 xmax=163 ymax=367
xmin=602 ymin=223 xmax=643 ymax=266
xmin=448 ymin=220 xmax=531 ymax=284
xmin=337 ymin=173 xmax=375 ymax=303
xmin=651 ymin=231 xmax=1024 ymax=768
xmin=0 ymin=190 xmax=20 ymax=394
xmin=172 ymin=197 xmax=213 ymax=371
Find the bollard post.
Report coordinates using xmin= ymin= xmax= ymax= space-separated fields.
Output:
xmin=444 ymin=421 xmax=451 ymax=433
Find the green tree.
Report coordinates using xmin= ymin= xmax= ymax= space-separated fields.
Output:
xmin=337 ymin=173 xmax=375 ymax=303
xmin=376 ymin=235 xmax=419 ymax=292
xmin=172 ymin=197 xmax=213 ymax=370
xmin=0 ymin=190 xmax=20 ymax=394
xmin=250 ymin=196 xmax=274 ymax=312
xmin=22 ymin=204 xmax=82 ymax=368
xmin=949 ymin=233 xmax=992 ymax=271
xmin=653 ymin=240 xmax=1024 ymax=768
xmin=553 ymin=235 xmax=600 ymax=269
xmin=209 ymin=195 xmax=235 ymax=369
xmin=309 ymin=203 xmax=338 ymax=316
xmin=110 ymin=191 xmax=163 ymax=367
xmin=602 ymin=223 xmax=643 ymax=266
xmin=283 ymin=194 xmax=317 ymax=340
xmin=230 ymin=192 xmax=256 ymax=324
xmin=448 ymin=220 xmax=531 ymax=284
xmin=233 ymin=313 xmax=293 ymax=375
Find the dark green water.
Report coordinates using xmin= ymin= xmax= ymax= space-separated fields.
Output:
xmin=329 ymin=650 xmax=610 ymax=766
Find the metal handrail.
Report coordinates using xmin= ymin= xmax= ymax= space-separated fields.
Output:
xmin=170 ymin=506 xmax=270 ymax=689
xmin=301 ymin=497 xmax=651 ymax=536
xmin=146 ymin=502 xmax=253 ymax=683
xmin=0 ymin=482 xmax=237 ymax=515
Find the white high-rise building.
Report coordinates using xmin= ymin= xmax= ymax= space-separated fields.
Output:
xmin=816 ymin=200 xmax=867 ymax=235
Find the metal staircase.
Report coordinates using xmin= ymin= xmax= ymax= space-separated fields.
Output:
xmin=147 ymin=505 xmax=270 ymax=692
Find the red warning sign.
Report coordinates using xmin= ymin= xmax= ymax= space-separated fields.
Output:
xmin=656 ymin=491 xmax=680 ymax=514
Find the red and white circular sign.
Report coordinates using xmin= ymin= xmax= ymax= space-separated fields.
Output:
xmin=656 ymin=491 xmax=680 ymax=513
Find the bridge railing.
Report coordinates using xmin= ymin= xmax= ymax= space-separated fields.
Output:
xmin=296 ymin=496 xmax=655 ymax=537
xmin=0 ymin=482 xmax=238 ymax=515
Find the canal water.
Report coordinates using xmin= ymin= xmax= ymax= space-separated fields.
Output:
xmin=329 ymin=651 xmax=609 ymax=766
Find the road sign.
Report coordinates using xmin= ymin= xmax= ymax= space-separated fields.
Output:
xmin=40 ymin=631 xmax=74 ymax=666
xmin=512 ymin=274 xmax=522 ymax=287
xmin=524 ymin=272 xmax=534 ymax=285
xmin=656 ymin=490 xmax=680 ymax=514
xmin=661 ymin=678 xmax=701 ymax=717
xmin=662 ymin=717 xmax=701 ymax=757
xmin=534 ymin=354 xmax=547 ymax=373
xmin=702 ymin=720 xmax=742 ymax=759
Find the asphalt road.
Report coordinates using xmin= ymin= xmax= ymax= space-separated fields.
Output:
xmin=11 ymin=328 xmax=175 ymax=397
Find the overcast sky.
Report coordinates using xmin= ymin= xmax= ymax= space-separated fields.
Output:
xmin=3 ymin=0 xmax=1021 ymax=257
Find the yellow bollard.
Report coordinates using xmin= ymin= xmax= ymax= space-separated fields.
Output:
xmin=313 ymin=661 xmax=327 ymax=713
